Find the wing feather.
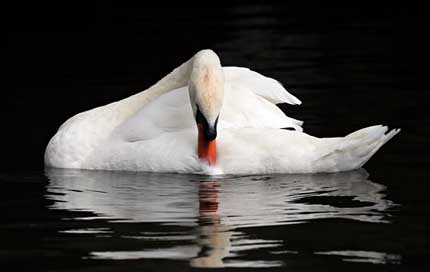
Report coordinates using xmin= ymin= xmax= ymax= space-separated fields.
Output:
xmin=223 ymin=66 xmax=301 ymax=105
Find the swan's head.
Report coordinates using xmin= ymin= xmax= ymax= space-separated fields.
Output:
xmin=189 ymin=50 xmax=224 ymax=165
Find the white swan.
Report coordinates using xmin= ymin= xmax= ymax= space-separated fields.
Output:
xmin=45 ymin=49 xmax=399 ymax=174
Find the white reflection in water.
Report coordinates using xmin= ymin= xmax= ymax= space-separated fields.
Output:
xmin=314 ymin=250 xmax=401 ymax=264
xmin=46 ymin=168 xmax=394 ymax=268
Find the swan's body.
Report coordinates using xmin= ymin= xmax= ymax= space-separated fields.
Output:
xmin=45 ymin=50 xmax=399 ymax=174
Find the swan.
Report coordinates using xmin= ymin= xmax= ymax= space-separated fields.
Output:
xmin=45 ymin=49 xmax=400 ymax=174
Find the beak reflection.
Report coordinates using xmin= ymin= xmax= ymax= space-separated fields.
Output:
xmin=191 ymin=180 xmax=231 ymax=268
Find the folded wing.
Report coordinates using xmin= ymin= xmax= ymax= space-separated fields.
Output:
xmin=223 ymin=66 xmax=301 ymax=105
xmin=115 ymin=67 xmax=303 ymax=142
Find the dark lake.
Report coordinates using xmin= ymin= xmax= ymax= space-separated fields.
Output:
xmin=3 ymin=2 xmax=429 ymax=271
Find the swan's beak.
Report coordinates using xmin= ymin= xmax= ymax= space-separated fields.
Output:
xmin=195 ymin=107 xmax=218 ymax=165
xmin=197 ymin=124 xmax=217 ymax=166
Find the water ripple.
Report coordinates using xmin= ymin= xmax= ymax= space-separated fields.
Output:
xmin=46 ymin=168 xmax=395 ymax=268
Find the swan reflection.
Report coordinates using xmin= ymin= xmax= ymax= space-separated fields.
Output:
xmin=46 ymin=169 xmax=394 ymax=268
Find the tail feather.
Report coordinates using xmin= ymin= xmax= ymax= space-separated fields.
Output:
xmin=354 ymin=126 xmax=400 ymax=168
xmin=316 ymin=125 xmax=400 ymax=172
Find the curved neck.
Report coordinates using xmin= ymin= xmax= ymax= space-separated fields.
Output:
xmin=116 ymin=57 xmax=193 ymax=121
xmin=75 ymin=56 xmax=194 ymax=155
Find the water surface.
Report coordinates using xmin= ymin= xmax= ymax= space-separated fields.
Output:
xmin=3 ymin=2 xmax=429 ymax=271
xmin=2 ymin=168 xmax=417 ymax=271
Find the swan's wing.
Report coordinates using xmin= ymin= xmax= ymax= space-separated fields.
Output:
xmin=223 ymin=66 xmax=301 ymax=105
xmin=114 ymin=70 xmax=304 ymax=142
xmin=112 ymin=87 xmax=195 ymax=142
xmin=221 ymin=83 xmax=303 ymax=131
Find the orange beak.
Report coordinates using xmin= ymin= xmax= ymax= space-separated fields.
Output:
xmin=198 ymin=125 xmax=216 ymax=165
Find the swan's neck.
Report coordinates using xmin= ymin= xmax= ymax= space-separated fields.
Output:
xmin=118 ymin=58 xmax=193 ymax=120
xmin=76 ymin=57 xmax=193 ymax=152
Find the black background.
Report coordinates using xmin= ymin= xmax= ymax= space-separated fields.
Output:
xmin=4 ymin=1 xmax=429 ymax=171
xmin=3 ymin=2 xmax=430 ymax=271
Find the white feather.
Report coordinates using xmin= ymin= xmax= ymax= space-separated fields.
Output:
xmin=223 ymin=66 xmax=301 ymax=105
xmin=45 ymin=50 xmax=399 ymax=174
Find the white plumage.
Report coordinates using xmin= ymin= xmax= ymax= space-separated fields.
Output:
xmin=45 ymin=49 xmax=399 ymax=174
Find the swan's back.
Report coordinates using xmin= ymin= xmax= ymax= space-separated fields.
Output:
xmin=45 ymin=66 xmax=300 ymax=170
xmin=44 ymin=56 xmax=399 ymax=174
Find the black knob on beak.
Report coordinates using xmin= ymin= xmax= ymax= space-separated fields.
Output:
xmin=204 ymin=126 xmax=217 ymax=141
xmin=196 ymin=105 xmax=219 ymax=141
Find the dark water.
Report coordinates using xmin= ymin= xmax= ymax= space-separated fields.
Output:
xmin=3 ymin=2 xmax=430 ymax=271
